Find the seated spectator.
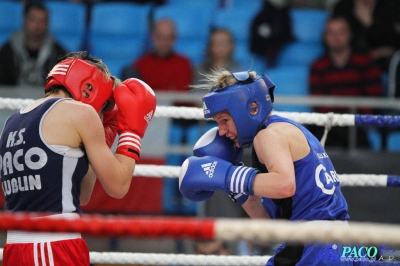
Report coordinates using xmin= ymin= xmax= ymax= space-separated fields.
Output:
xmin=309 ymin=16 xmax=383 ymax=149
xmin=332 ymin=0 xmax=400 ymax=71
xmin=121 ymin=18 xmax=195 ymax=215
xmin=193 ymin=28 xmax=242 ymax=85
xmin=250 ymin=0 xmax=293 ymax=68
xmin=0 ymin=3 xmax=67 ymax=86
xmin=121 ymin=18 xmax=193 ymax=91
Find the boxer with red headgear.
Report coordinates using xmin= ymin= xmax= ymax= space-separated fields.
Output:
xmin=45 ymin=54 xmax=115 ymax=113
xmin=0 ymin=51 xmax=156 ymax=265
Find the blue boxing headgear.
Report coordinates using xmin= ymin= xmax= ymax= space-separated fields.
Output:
xmin=202 ymin=71 xmax=275 ymax=147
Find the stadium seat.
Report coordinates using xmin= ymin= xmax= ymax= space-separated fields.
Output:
xmin=45 ymin=1 xmax=87 ymax=52
xmin=276 ymin=41 xmax=324 ymax=67
xmin=266 ymin=66 xmax=311 ymax=113
xmin=174 ymin=39 xmax=206 ymax=66
xmin=212 ymin=7 xmax=259 ymax=44
xmin=367 ymin=128 xmax=382 ymax=152
xmin=290 ymin=8 xmax=329 ymax=43
xmin=153 ymin=5 xmax=213 ymax=65
xmin=153 ymin=5 xmax=212 ymax=41
xmin=234 ymin=42 xmax=267 ymax=73
xmin=166 ymin=0 xmax=218 ymax=9
xmin=0 ymin=1 xmax=23 ymax=47
xmin=225 ymin=0 xmax=263 ymax=10
xmin=387 ymin=131 xmax=400 ymax=152
xmin=89 ymin=2 xmax=152 ymax=77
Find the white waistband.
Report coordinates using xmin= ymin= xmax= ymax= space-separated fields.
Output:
xmin=7 ymin=213 xmax=82 ymax=244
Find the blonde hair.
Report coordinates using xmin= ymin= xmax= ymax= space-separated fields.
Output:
xmin=192 ymin=69 xmax=257 ymax=91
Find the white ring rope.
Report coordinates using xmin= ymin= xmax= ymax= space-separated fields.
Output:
xmin=0 ymin=98 xmax=397 ymax=187
xmin=0 ymin=248 xmax=270 ymax=266
xmin=0 ymin=98 xmax=356 ymax=126
xmin=215 ymin=219 xmax=400 ymax=246
xmin=1 ymin=98 xmax=398 ymax=265
xmin=89 ymin=252 xmax=271 ymax=266
xmin=134 ymin=165 xmax=393 ymax=187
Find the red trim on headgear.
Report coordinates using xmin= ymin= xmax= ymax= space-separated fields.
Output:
xmin=45 ymin=58 xmax=114 ymax=112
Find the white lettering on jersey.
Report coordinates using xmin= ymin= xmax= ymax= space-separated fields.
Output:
xmin=0 ymin=147 xmax=48 ymax=176
xmin=315 ymin=164 xmax=339 ymax=195
xmin=6 ymin=128 xmax=25 ymax=148
xmin=2 ymin=175 xmax=42 ymax=196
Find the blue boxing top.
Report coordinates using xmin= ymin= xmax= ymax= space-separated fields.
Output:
xmin=202 ymin=71 xmax=275 ymax=147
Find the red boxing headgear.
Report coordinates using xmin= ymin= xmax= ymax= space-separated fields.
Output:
xmin=45 ymin=58 xmax=114 ymax=112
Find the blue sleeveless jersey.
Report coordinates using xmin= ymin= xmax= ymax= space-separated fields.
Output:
xmin=254 ymin=115 xmax=350 ymax=221
xmin=0 ymin=98 xmax=89 ymax=213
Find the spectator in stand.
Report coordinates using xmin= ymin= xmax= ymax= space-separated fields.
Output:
xmin=249 ymin=0 xmax=293 ymax=68
xmin=121 ymin=18 xmax=195 ymax=215
xmin=332 ymin=0 xmax=400 ymax=72
xmin=309 ymin=16 xmax=383 ymax=149
xmin=193 ymin=28 xmax=242 ymax=85
xmin=121 ymin=18 xmax=193 ymax=91
xmin=0 ymin=3 xmax=67 ymax=86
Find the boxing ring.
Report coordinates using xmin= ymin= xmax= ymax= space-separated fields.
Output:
xmin=1 ymin=94 xmax=400 ymax=265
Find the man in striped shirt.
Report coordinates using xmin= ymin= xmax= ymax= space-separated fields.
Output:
xmin=309 ymin=16 xmax=383 ymax=149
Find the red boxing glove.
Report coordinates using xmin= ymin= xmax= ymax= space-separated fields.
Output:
xmin=114 ymin=78 xmax=156 ymax=161
xmin=102 ymin=105 xmax=118 ymax=148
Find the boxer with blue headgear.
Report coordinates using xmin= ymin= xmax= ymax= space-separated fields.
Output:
xmin=202 ymin=71 xmax=275 ymax=147
xmin=179 ymin=69 xmax=354 ymax=266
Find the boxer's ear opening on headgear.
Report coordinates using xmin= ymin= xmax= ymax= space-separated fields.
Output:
xmin=250 ymin=101 xmax=259 ymax=115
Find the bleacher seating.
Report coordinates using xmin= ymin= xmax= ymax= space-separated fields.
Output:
xmin=227 ymin=0 xmax=264 ymax=10
xmin=276 ymin=41 xmax=324 ymax=67
xmin=266 ymin=65 xmax=312 ymax=113
xmin=45 ymin=1 xmax=87 ymax=52
xmin=153 ymin=4 xmax=213 ymax=66
xmin=89 ymin=2 xmax=152 ymax=76
xmin=290 ymin=8 xmax=329 ymax=43
xmin=387 ymin=131 xmax=400 ymax=152
xmin=212 ymin=6 xmax=259 ymax=68
xmin=0 ymin=1 xmax=23 ymax=47
xmin=367 ymin=128 xmax=383 ymax=152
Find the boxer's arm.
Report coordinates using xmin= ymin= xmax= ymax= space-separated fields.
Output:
xmin=80 ymin=165 xmax=96 ymax=206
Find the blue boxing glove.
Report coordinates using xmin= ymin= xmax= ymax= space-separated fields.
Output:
xmin=178 ymin=156 xmax=259 ymax=202
xmin=193 ymin=127 xmax=248 ymax=204
xmin=193 ymin=127 xmax=244 ymax=166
